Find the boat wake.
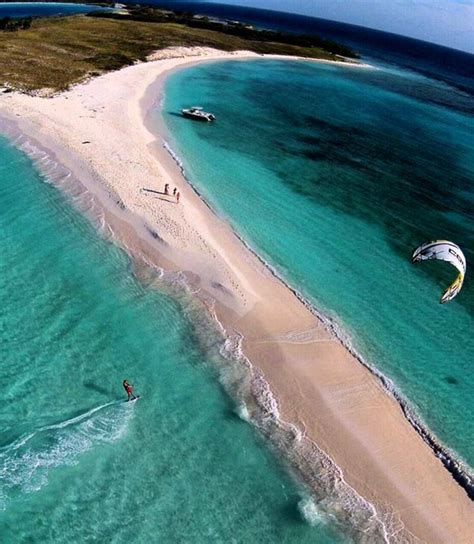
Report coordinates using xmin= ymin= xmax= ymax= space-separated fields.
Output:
xmin=0 ymin=400 xmax=133 ymax=510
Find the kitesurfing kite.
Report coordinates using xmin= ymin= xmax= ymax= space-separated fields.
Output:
xmin=412 ymin=240 xmax=466 ymax=303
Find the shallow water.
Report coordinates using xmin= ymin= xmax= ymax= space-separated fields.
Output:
xmin=0 ymin=136 xmax=345 ymax=542
xmin=0 ymin=2 xmax=112 ymax=18
xmin=161 ymin=59 xmax=474 ymax=472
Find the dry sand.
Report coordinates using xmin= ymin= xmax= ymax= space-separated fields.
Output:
xmin=0 ymin=47 xmax=472 ymax=542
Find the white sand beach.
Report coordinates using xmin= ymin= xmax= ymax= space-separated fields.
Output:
xmin=1 ymin=47 xmax=472 ymax=542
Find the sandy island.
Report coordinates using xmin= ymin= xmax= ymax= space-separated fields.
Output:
xmin=0 ymin=47 xmax=472 ymax=543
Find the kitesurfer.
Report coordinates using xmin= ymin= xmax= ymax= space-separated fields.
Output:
xmin=123 ymin=379 xmax=137 ymax=401
xmin=412 ymin=240 xmax=466 ymax=303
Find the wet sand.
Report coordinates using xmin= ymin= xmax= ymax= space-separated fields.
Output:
xmin=0 ymin=47 xmax=472 ymax=542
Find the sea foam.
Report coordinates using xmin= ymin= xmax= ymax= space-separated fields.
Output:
xmin=0 ymin=401 xmax=134 ymax=510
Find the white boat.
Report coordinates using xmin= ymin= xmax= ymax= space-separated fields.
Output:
xmin=181 ymin=106 xmax=216 ymax=122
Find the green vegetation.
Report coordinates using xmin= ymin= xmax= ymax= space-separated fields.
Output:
xmin=0 ymin=12 xmax=355 ymax=93
xmin=89 ymin=6 xmax=357 ymax=59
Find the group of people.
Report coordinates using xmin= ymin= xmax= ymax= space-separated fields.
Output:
xmin=164 ymin=183 xmax=180 ymax=203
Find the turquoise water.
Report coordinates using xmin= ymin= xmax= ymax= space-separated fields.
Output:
xmin=161 ymin=59 xmax=474 ymax=474
xmin=0 ymin=2 xmax=113 ymax=18
xmin=0 ymin=136 xmax=345 ymax=542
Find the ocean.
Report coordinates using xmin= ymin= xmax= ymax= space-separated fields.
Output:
xmin=0 ymin=2 xmax=114 ymax=18
xmin=0 ymin=2 xmax=113 ymax=18
xmin=160 ymin=56 xmax=474 ymax=486
xmin=0 ymin=135 xmax=345 ymax=542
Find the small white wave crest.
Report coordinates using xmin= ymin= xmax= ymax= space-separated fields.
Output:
xmin=298 ymin=495 xmax=327 ymax=527
xmin=235 ymin=402 xmax=250 ymax=422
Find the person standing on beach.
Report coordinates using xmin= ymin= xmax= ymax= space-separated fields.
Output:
xmin=176 ymin=191 xmax=180 ymax=204
xmin=164 ymin=183 xmax=169 ymax=195
xmin=173 ymin=187 xmax=177 ymax=196
xmin=123 ymin=379 xmax=137 ymax=401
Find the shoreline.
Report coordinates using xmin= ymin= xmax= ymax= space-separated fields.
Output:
xmin=159 ymin=135 xmax=474 ymax=499
xmin=1 ymin=47 xmax=472 ymax=542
